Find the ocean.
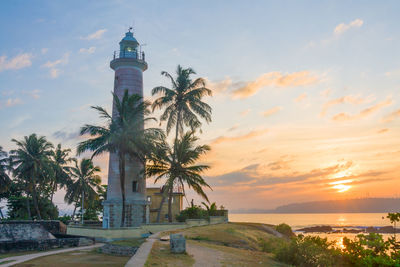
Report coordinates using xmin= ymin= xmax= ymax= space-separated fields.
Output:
xmin=229 ymin=213 xmax=395 ymax=247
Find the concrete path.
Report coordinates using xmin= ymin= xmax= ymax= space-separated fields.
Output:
xmin=0 ymin=243 xmax=104 ymax=267
xmin=187 ymin=241 xmax=223 ymax=267
xmin=125 ymin=232 xmax=160 ymax=267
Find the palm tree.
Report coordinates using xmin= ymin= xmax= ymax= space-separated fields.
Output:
xmin=50 ymin=144 xmax=73 ymax=202
xmin=9 ymin=134 xmax=53 ymax=220
xmin=146 ymin=132 xmax=211 ymax=222
xmin=151 ymin=65 xmax=212 ymax=143
xmin=64 ymin=158 xmax=101 ymax=224
xmin=0 ymin=146 xmax=11 ymax=194
xmin=77 ymin=90 xmax=163 ymax=227
xmin=202 ymin=201 xmax=218 ymax=216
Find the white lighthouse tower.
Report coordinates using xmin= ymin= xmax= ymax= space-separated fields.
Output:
xmin=102 ymin=29 xmax=149 ymax=228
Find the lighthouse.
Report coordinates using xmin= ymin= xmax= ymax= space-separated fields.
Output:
xmin=102 ymin=29 xmax=149 ymax=228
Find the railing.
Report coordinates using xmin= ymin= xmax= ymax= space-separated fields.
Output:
xmin=113 ymin=50 xmax=146 ymax=61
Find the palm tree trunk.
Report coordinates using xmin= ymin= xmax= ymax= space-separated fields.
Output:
xmin=72 ymin=203 xmax=77 ymax=220
xmin=50 ymin=181 xmax=57 ymax=202
xmin=156 ymin=194 xmax=166 ymax=223
xmin=26 ymin=195 xmax=32 ymax=220
xmin=81 ymin=190 xmax=84 ymax=225
xmin=168 ymin=186 xmax=173 ymax=223
xmin=119 ymin=152 xmax=126 ymax=227
xmin=31 ymin=184 xmax=42 ymax=220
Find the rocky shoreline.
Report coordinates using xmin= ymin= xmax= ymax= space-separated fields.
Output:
xmin=296 ymin=225 xmax=399 ymax=234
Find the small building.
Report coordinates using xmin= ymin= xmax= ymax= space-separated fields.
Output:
xmin=146 ymin=187 xmax=184 ymax=223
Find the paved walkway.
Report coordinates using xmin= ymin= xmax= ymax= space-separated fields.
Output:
xmin=0 ymin=243 xmax=104 ymax=267
xmin=187 ymin=241 xmax=223 ymax=267
xmin=125 ymin=232 xmax=160 ymax=267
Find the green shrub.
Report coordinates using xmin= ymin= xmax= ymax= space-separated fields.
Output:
xmin=275 ymin=234 xmax=343 ymax=267
xmin=275 ymin=223 xmax=294 ymax=238
xmin=175 ymin=205 xmax=208 ymax=222
xmin=259 ymin=236 xmax=287 ymax=253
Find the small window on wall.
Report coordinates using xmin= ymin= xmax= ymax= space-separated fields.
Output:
xmin=165 ymin=214 xmax=169 ymax=219
xmin=147 ymin=196 xmax=151 ymax=202
xmin=132 ymin=181 xmax=138 ymax=192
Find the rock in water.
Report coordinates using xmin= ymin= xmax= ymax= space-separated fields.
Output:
xmin=170 ymin=234 xmax=186 ymax=253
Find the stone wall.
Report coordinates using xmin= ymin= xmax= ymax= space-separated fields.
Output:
xmin=0 ymin=223 xmax=55 ymax=242
xmin=0 ymin=237 xmax=94 ymax=253
xmin=0 ymin=220 xmax=67 ymax=235
xmin=100 ymin=244 xmax=138 ymax=256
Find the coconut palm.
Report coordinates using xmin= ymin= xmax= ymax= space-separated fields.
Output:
xmin=151 ymin=65 xmax=212 ymax=143
xmin=0 ymin=146 xmax=11 ymax=194
xmin=9 ymin=134 xmax=54 ymax=220
xmin=77 ymin=90 xmax=163 ymax=227
xmin=49 ymin=144 xmax=73 ymax=202
xmin=64 ymin=158 xmax=101 ymax=223
xmin=146 ymin=132 xmax=211 ymax=222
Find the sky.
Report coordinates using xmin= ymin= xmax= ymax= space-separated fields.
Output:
xmin=1 ymin=0 xmax=400 ymax=213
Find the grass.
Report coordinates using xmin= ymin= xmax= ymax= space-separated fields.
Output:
xmin=0 ymin=247 xmax=70 ymax=259
xmin=176 ymin=222 xmax=278 ymax=251
xmin=110 ymin=237 xmax=145 ymax=247
xmin=13 ymin=248 xmax=130 ymax=267
xmin=146 ymin=222 xmax=290 ymax=266
xmin=0 ymin=260 xmax=15 ymax=265
xmin=144 ymin=241 xmax=194 ymax=267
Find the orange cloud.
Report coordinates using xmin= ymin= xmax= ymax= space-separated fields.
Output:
xmin=382 ymin=109 xmax=400 ymax=123
xmin=295 ymin=93 xmax=307 ymax=103
xmin=232 ymin=71 xmax=318 ymax=99
xmin=211 ymin=129 xmax=269 ymax=145
xmin=321 ymin=94 xmax=374 ymax=117
xmin=262 ymin=106 xmax=282 ymax=117
xmin=332 ymin=98 xmax=392 ymax=121
xmin=334 ymin=19 xmax=364 ymax=35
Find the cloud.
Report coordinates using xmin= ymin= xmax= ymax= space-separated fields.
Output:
xmin=211 ymin=129 xmax=269 ymax=145
xmin=0 ymin=53 xmax=32 ymax=72
xmin=0 ymin=97 xmax=22 ymax=109
xmin=332 ymin=98 xmax=393 ymax=121
xmin=24 ymin=89 xmax=41 ymax=99
xmin=262 ymin=106 xmax=282 ymax=117
xmin=295 ymin=93 xmax=307 ymax=103
xmin=42 ymin=53 xmax=69 ymax=78
xmin=41 ymin=48 xmax=48 ymax=55
xmin=208 ymin=160 xmax=355 ymax=188
xmin=53 ymin=129 xmax=80 ymax=141
xmin=232 ymin=71 xmax=318 ymax=99
xmin=334 ymin=19 xmax=364 ymax=35
xmin=206 ymin=78 xmax=232 ymax=94
xmin=382 ymin=109 xmax=400 ymax=123
xmin=9 ymin=114 xmax=31 ymax=128
xmin=227 ymin=124 xmax=239 ymax=132
xmin=240 ymin=109 xmax=251 ymax=117
xmin=321 ymin=94 xmax=375 ymax=117
xmin=79 ymin=47 xmax=96 ymax=54
xmin=321 ymin=89 xmax=332 ymax=97
xmin=81 ymin=29 xmax=107 ymax=40
xmin=377 ymin=128 xmax=389 ymax=134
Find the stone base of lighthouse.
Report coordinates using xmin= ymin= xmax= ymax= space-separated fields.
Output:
xmin=102 ymin=199 xmax=149 ymax=228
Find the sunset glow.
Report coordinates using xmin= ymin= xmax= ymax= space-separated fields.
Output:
xmin=1 ymin=1 xmax=400 ymax=213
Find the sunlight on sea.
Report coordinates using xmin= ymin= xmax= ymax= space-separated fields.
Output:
xmin=229 ymin=213 xmax=393 ymax=247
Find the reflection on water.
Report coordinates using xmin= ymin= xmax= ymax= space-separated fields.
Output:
xmin=229 ymin=213 xmax=393 ymax=247
xmin=229 ymin=213 xmax=390 ymax=229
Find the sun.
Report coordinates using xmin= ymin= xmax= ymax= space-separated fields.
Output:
xmin=330 ymin=179 xmax=353 ymax=193
xmin=332 ymin=184 xmax=352 ymax=193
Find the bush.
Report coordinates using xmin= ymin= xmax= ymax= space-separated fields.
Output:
xmin=175 ymin=205 xmax=208 ymax=222
xmin=259 ymin=236 xmax=287 ymax=253
xmin=275 ymin=234 xmax=343 ymax=267
xmin=275 ymin=223 xmax=294 ymax=238
xmin=57 ymin=215 xmax=71 ymax=224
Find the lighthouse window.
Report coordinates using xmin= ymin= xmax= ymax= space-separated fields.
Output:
xmin=132 ymin=181 xmax=138 ymax=192
xmin=126 ymin=47 xmax=133 ymax=52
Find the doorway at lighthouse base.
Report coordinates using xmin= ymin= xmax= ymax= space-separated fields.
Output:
xmin=102 ymin=199 xmax=149 ymax=228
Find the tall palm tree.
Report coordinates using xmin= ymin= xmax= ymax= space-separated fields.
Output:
xmin=0 ymin=146 xmax=11 ymax=194
xmin=9 ymin=134 xmax=53 ymax=220
xmin=77 ymin=90 xmax=163 ymax=227
xmin=146 ymin=132 xmax=211 ymax=222
xmin=64 ymin=158 xmax=101 ymax=224
xmin=50 ymin=144 xmax=73 ymax=202
xmin=151 ymin=65 xmax=212 ymax=143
